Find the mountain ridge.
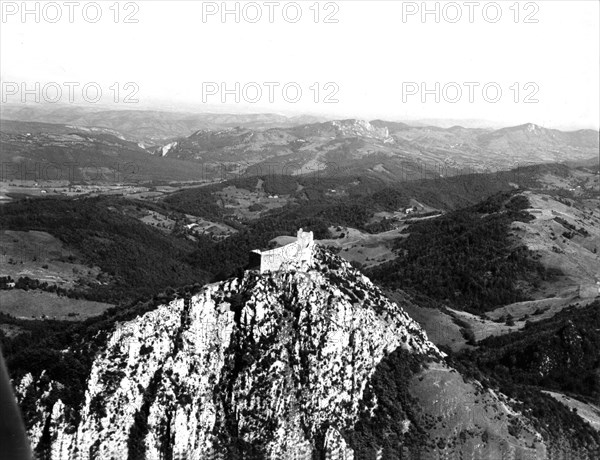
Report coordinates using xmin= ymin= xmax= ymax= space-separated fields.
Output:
xmin=154 ymin=119 xmax=599 ymax=182
xmin=16 ymin=246 xmax=441 ymax=458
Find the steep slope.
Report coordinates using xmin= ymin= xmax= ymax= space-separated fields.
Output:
xmin=368 ymin=192 xmax=550 ymax=314
xmin=511 ymin=191 xmax=600 ymax=300
xmin=16 ymin=247 xmax=438 ymax=458
xmin=470 ymin=301 xmax=600 ymax=404
xmin=451 ymin=301 xmax=600 ymax=458
xmin=11 ymin=246 xmax=579 ymax=458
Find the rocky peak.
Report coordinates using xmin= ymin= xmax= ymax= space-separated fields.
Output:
xmin=17 ymin=246 xmax=440 ymax=459
xmin=331 ymin=119 xmax=392 ymax=141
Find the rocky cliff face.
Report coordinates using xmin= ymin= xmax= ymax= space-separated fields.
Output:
xmin=17 ymin=246 xmax=440 ymax=459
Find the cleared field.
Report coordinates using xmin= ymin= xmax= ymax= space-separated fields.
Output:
xmin=124 ymin=205 xmax=238 ymax=240
xmin=0 ymin=289 xmax=112 ymax=321
xmin=440 ymin=297 xmax=600 ymax=344
xmin=512 ymin=192 xmax=600 ymax=300
xmin=386 ymin=290 xmax=470 ymax=352
xmin=321 ymin=226 xmax=407 ymax=268
xmin=485 ymin=296 xmax=598 ymax=323
xmin=140 ymin=210 xmax=177 ymax=232
xmin=216 ymin=185 xmax=291 ymax=220
xmin=126 ymin=191 xmax=165 ymax=200
xmin=409 ymin=361 xmax=545 ymax=458
xmin=448 ymin=307 xmax=523 ymax=342
xmin=186 ymin=216 xmax=237 ymax=239
xmin=0 ymin=230 xmax=103 ymax=288
xmin=0 ymin=181 xmax=154 ymax=198
xmin=0 ymin=180 xmax=219 ymax=202
xmin=543 ymin=391 xmax=600 ymax=431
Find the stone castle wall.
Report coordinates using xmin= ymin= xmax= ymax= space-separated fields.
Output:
xmin=251 ymin=229 xmax=314 ymax=273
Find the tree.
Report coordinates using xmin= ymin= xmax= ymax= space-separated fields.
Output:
xmin=505 ymin=314 xmax=515 ymax=327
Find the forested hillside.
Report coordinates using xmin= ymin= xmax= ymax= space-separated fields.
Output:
xmin=368 ymin=192 xmax=556 ymax=313
xmin=0 ymin=197 xmax=210 ymax=305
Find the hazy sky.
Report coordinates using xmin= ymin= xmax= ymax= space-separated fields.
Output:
xmin=1 ymin=1 xmax=599 ymax=129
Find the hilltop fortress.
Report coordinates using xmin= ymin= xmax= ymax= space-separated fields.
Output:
xmin=250 ymin=229 xmax=314 ymax=273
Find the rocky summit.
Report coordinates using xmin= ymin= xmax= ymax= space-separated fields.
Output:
xmin=16 ymin=246 xmax=440 ymax=459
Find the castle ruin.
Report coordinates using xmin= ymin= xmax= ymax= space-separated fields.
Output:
xmin=249 ymin=229 xmax=314 ymax=273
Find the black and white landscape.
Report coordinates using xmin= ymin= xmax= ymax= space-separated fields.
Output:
xmin=1 ymin=2 xmax=599 ymax=459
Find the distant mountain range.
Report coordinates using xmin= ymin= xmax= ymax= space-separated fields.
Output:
xmin=155 ymin=119 xmax=598 ymax=181
xmin=1 ymin=107 xmax=598 ymax=184
xmin=0 ymin=105 xmax=326 ymax=143
xmin=0 ymin=120 xmax=209 ymax=183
